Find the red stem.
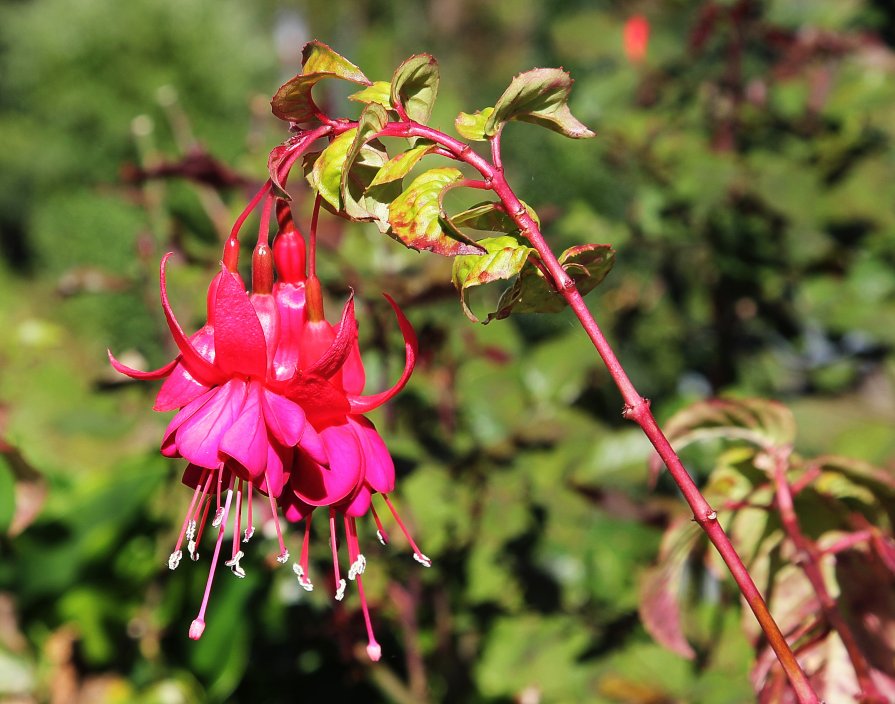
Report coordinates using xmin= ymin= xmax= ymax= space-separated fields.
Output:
xmin=771 ymin=448 xmax=886 ymax=703
xmin=325 ymin=117 xmax=819 ymax=702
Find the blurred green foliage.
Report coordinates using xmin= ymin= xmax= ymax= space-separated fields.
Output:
xmin=1 ymin=1 xmax=894 ymax=703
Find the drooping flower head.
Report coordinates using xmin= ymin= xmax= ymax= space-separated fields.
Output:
xmin=110 ymin=188 xmax=427 ymax=659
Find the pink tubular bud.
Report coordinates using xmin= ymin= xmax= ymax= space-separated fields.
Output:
xmin=273 ymin=227 xmax=306 ymax=285
xmin=252 ymin=243 xmax=274 ymax=294
xmin=222 ymin=237 xmax=240 ymax=273
xmin=305 ymin=275 xmax=325 ymax=322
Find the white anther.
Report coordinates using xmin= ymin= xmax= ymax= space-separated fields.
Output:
xmin=376 ymin=530 xmax=387 ymax=546
xmin=185 ymin=519 xmax=197 ymax=541
xmin=188 ymin=539 xmax=199 ymax=561
xmin=168 ymin=550 xmax=182 ymax=570
xmin=225 ymin=550 xmax=246 ymax=578
xmin=276 ymin=549 xmax=290 ymax=564
xmin=348 ymin=554 xmax=366 ymax=580
xmin=335 ymin=578 xmax=347 ymax=601
xmin=242 ymin=526 xmax=255 ymax=543
xmin=413 ymin=552 xmax=432 ymax=567
xmin=212 ymin=507 xmax=225 ymax=527
xmin=293 ymin=564 xmax=314 ymax=592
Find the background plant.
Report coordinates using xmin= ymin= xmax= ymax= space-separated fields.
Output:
xmin=1 ymin=1 xmax=894 ymax=703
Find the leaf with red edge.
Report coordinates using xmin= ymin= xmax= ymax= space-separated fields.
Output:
xmin=485 ymin=68 xmax=595 ymax=139
xmin=271 ymin=41 xmax=370 ymax=124
xmin=349 ymin=81 xmax=392 ymax=108
xmin=369 ymin=144 xmax=433 ymax=187
xmin=639 ymin=517 xmax=700 ymax=659
xmin=455 ymin=107 xmax=495 ymax=141
xmin=493 ymin=243 xmax=614 ymax=319
xmin=390 ymin=54 xmax=439 ymax=124
xmin=213 ymin=267 xmax=268 ymax=379
xmin=657 ymin=398 xmax=797 ymax=466
xmin=388 ymin=168 xmax=484 ymax=256
xmin=348 ymin=294 xmax=418 ymax=413
xmin=451 ymin=236 xmax=534 ymax=323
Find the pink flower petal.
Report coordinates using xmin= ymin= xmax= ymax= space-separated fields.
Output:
xmin=297 ymin=422 xmax=329 ymax=467
xmin=272 ymin=281 xmax=307 ymax=380
xmin=161 ymin=385 xmax=221 ymax=458
xmin=107 ymin=350 xmax=179 ymax=380
xmin=154 ymin=327 xmax=216 ymax=412
xmin=303 ymin=294 xmax=358 ymax=379
xmin=261 ymin=388 xmax=306 ymax=447
xmin=175 ymin=379 xmax=247 ymax=469
xmin=348 ymin=294 xmax=417 ymax=413
xmin=341 ymin=340 xmax=366 ymax=395
xmin=282 ymin=493 xmax=313 ymax=523
xmin=342 ymin=483 xmax=372 ymax=518
xmin=159 ymin=254 xmax=223 ymax=387
xmin=281 ymin=374 xmax=350 ymax=424
xmin=290 ymin=423 xmax=362 ymax=506
xmin=219 ymin=381 xmax=269 ymax=480
xmin=348 ymin=416 xmax=395 ymax=494
xmin=264 ymin=442 xmax=291 ymax=498
xmin=251 ymin=293 xmax=279 ymax=369
xmin=213 ymin=266 xmax=268 ymax=379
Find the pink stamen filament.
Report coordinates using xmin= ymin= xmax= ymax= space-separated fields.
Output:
xmin=355 ymin=574 xmax=381 ymax=662
xmin=190 ymin=483 xmax=235 ymax=640
xmin=244 ymin=481 xmax=254 ymax=542
xmin=329 ymin=509 xmax=345 ymax=600
xmin=301 ymin=515 xmax=312 ymax=577
xmin=191 ymin=495 xmax=213 ymax=559
xmin=381 ymin=494 xmax=430 ymax=566
xmin=264 ymin=477 xmax=289 ymax=562
xmin=173 ymin=467 xmax=210 ymax=554
xmin=370 ymin=504 xmax=390 ymax=546
xmin=232 ymin=481 xmax=243 ymax=559
xmin=344 ymin=515 xmax=366 ymax=580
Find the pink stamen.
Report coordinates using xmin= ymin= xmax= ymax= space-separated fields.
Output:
xmin=344 ymin=515 xmax=366 ymax=580
xmin=370 ymin=504 xmax=390 ymax=546
xmin=329 ymin=509 xmax=346 ymax=601
xmin=293 ymin=514 xmax=314 ymax=591
xmin=169 ymin=468 xmax=210 ymax=568
xmin=232 ymin=481 xmax=243 ymax=559
xmin=189 ymin=486 xmax=234 ymax=640
xmin=381 ymin=494 xmax=431 ymax=567
xmin=355 ymin=573 xmax=381 ymax=662
xmin=265 ymin=477 xmax=289 ymax=563
xmin=191 ymin=495 xmax=212 ymax=560
xmin=244 ymin=481 xmax=255 ymax=543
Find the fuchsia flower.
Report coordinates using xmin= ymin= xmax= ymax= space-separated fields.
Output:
xmin=110 ymin=197 xmax=426 ymax=659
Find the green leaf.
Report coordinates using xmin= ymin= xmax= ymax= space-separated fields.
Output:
xmin=495 ymin=243 xmax=615 ymax=317
xmin=452 ymin=236 xmax=534 ymax=322
xmin=349 ymin=80 xmax=392 ymax=107
xmin=369 ymin=144 xmax=433 ymax=187
xmin=485 ymin=68 xmax=595 ymax=139
xmin=390 ymin=54 xmax=439 ymax=124
xmin=0 ymin=456 xmax=15 ymax=534
xmin=455 ymin=107 xmax=495 ymax=141
xmin=340 ymin=103 xmax=389 ymax=218
xmin=307 ymin=130 xmax=356 ymax=210
xmin=451 ymin=200 xmax=540 ymax=233
xmin=388 ymin=168 xmax=485 ymax=256
xmin=660 ymin=398 xmax=798 ymax=455
xmin=271 ymin=41 xmax=370 ymax=123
